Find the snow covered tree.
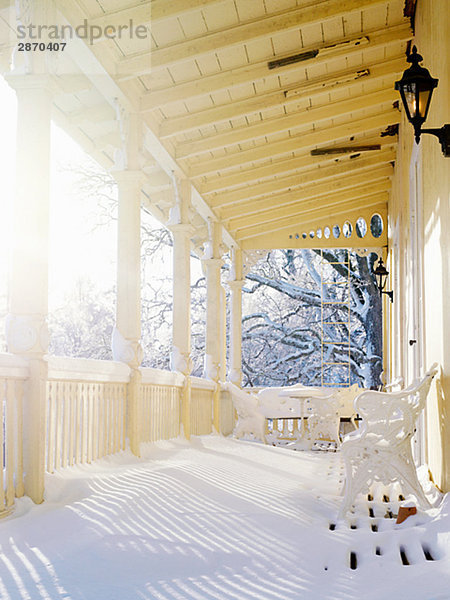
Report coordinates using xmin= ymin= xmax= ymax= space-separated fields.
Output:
xmin=241 ymin=249 xmax=382 ymax=390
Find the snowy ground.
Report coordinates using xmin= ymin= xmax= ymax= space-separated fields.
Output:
xmin=0 ymin=435 xmax=449 ymax=600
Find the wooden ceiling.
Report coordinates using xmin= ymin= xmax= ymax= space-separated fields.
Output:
xmin=1 ymin=0 xmax=412 ymax=251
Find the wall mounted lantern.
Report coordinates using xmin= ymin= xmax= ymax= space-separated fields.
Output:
xmin=373 ymin=257 xmax=393 ymax=302
xmin=395 ymin=46 xmax=450 ymax=157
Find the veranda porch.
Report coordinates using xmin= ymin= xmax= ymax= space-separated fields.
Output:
xmin=0 ymin=434 xmax=448 ymax=600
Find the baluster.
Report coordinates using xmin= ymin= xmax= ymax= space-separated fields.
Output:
xmin=46 ymin=381 xmax=55 ymax=473
xmin=15 ymin=380 xmax=24 ymax=498
xmin=61 ymin=382 xmax=69 ymax=468
xmin=5 ymin=380 xmax=15 ymax=508
xmin=55 ymin=382 xmax=63 ymax=470
xmin=75 ymin=383 xmax=81 ymax=464
xmin=0 ymin=379 xmax=5 ymax=511
xmin=69 ymin=383 xmax=76 ymax=466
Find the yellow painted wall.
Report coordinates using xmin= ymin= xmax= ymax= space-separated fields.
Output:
xmin=389 ymin=0 xmax=450 ymax=490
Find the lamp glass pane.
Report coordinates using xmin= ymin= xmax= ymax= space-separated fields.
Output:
xmin=403 ymin=82 xmax=416 ymax=120
xmin=418 ymin=88 xmax=432 ymax=120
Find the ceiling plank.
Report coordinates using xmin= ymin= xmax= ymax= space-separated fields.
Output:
xmin=241 ymin=197 xmax=388 ymax=237
xmin=239 ymin=202 xmax=387 ymax=248
xmin=117 ymin=0 xmax=390 ymax=75
xmin=186 ymin=108 xmax=400 ymax=177
xmin=196 ymin=136 xmax=395 ymax=193
xmin=223 ymin=168 xmax=392 ymax=227
xmin=89 ymin=4 xmax=151 ymax=28
xmin=137 ymin=23 xmax=410 ymax=101
xmin=89 ymin=0 xmax=223 ymax=28
xmin=233 ymin=187 xmax=389 ymax=239
xmin=209 ymin=149 xmax=395 ymax=207
xmin=175 ymin=88 xmax=398 ymax=159
xmin=158 ymin=56 xmax=405 ymax=137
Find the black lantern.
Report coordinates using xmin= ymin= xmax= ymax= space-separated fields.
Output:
xmin=395 ymin=46 xmax=450 ymax=157
xmin=373 ymin=257 xmax=393 ymax=302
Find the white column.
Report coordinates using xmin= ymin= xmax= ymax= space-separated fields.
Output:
xmin=202 ymin=225 xmax=223 ymax=381
xmin=5 ymin=74 xmax=53 ymax=504
xmin=228 ymin=248 xmax=244 ymax=386
xmin=111 ymin=170 xmax=144 ymax=456
xmin=168 ymin=179 xmax=193 ymax=438
xmin=202 ymin=222 xmax=224 ymax=432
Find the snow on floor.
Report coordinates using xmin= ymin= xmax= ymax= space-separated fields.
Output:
xmin=0 ymin=435 xmax=449 ymax=600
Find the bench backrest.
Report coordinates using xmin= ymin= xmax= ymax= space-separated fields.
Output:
xmin=351 ymin=363 xmax=438 ymax=447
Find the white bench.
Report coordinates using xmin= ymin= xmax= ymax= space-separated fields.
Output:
xmin=222 ymin=382 xmax=362 ymax=448
xmin=338 ymin=364 xmax=439 ymax=518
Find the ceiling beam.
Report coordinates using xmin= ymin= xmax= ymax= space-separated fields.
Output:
xmin=185 ymin=108 xmax=400 ymax=177
xmin=89 ymin=3 xmax=151 ymax=28
xmin=209 ymin=150 xmax=395 ymax=208
xmin=117 ymin=0 xmax=390 ymax=76
xmin=175 ymin=88 xmax=398 ymax=159
xmin=223 ymin=168 xmax=392 ymax=228
xmin=233 ymin=188 xmax=389 ymax=240
xmin=196 ymin=136 xmax=395 ymax=193
xmin=151 ymin=0 xmax=224 ymax=22
xmin=239 ymin=202 xmax=387 ymax=248
xmin=242 ymin=197 xmax=388 ymax=238
xmin=66 ymin=102 xmax=117 ymax=125
xmin=158 ymin=56 xmax=405 ymax=137
xmin=137 ymin=23 xmax=411 ymax=101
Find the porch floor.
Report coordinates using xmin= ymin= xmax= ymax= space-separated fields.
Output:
xmin=0 ymin=436 xmax=449 ymax=600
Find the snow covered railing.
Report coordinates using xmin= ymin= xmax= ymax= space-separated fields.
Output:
xmin=140 ymin=368 xmax=183 ymax=443
xmin=46 ymin=357 xmax=130 ymax=472
xmin=0 ymin=353 xmax=27 ymax=516
xmin=190 ymin=377 xmax=215 ymax=436
xmin=46 ymin=360 xmax=227 ymax=469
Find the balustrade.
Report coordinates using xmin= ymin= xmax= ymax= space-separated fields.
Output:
xmin=0 ymin=354 xmax=27 ymax=517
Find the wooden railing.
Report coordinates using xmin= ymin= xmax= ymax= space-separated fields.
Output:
xmin=47 ymin=358 xmax=130 ymax=473
xmin=0 ymin=354 xmax=27 ymax=517
xmin=0 ymin=353 xmax=236 ymax=514
xmin=191 ymin=377 xmax=215 ymax=435
xmin=140 ymin=368 xmax=183 ymax=442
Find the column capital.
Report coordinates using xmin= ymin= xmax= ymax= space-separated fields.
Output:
xmin=227 ymin=279 xmax=245 ymax=290
xmin=111 ymin=169 xmax=145 ymax=187
xmin=202 ymin=257 xmax=223 ymax=268
xmin=168 ymin=223 xmax=195 ymax=237
xmin=4 ymin=72 xmax=55 ymax=94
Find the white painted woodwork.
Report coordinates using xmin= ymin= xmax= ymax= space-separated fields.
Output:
xmin=211 ymin=151 xmax=395 ymax=209
xmin=169 ymin=181 xmax=193 ymax=375
xmin=141 ymin=383 xmax=181 ymax=442
xmin=168 ymin=179 xmax=194 ymax=440
xmin=186 ymin=109 xmax=400 ymax=178
xmin=175 ymin=88 xmax=398 ymax=159
xmin=114 ymin=170 xmax=144 ymax=366
xmin=191 ymin=385 xmax=214 ymax=436
xmin=202 ymin=221 xmax=223 ymax=383
xmin=158 ymin=56 xmax=405 ymax=137
xmin=197 ymin=138 xmax=395 ymax=194
xmin=223 ymin=174 xmax=391 ymax=228
xmin=0 ymin=364 xmax=25 ymax=517
xmin=140 ymin=24 xmax=411 ymax=106
xmin=235 ymin=192 xmax=388 ymax=241
xmin=241 ymin=203 xmax=388 ymax=250
xmin=119 ymin=0 xmax=398 ymax=77
xmin=4 ymin=74 xmax=53 ymax=505
xmin=228 ymin=249 xmax=244 ymax=386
